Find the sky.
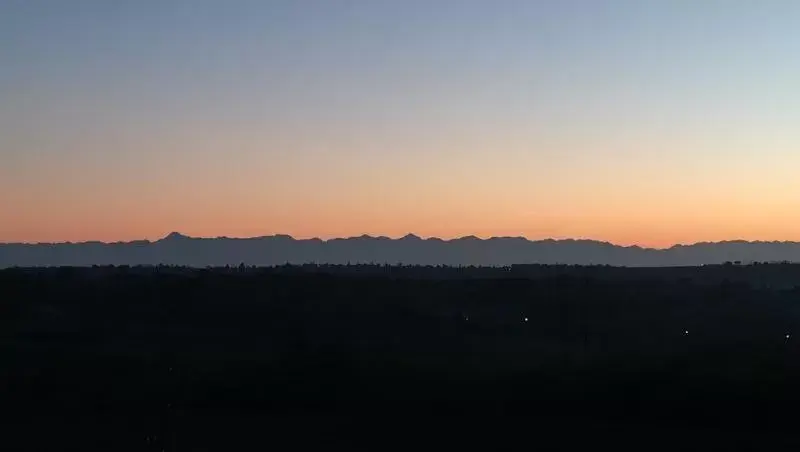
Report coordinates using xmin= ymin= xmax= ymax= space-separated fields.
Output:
xmin=2 ymin=0 xmax=799 ymax=247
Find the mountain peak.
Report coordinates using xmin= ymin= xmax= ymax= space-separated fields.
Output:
xmin=457 ymin=235 xmax=480 ymax=241
xmin=162 ymin=231 xmax=190 ymax=241
xmin=400 ymin=233 xmax=422 ymax=241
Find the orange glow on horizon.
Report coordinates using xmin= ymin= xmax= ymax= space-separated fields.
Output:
xmin=5 ymin=215 xmax=800 ymax=250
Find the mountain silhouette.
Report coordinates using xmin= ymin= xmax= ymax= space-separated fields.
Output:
xmin=161 ymin=231 xmax=191 ymax=241
xmin=3 ymin=233 xmax=800 ymax=267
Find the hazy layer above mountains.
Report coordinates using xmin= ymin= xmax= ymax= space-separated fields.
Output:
xmin=2 ymin=232 xmax=800 ymax=268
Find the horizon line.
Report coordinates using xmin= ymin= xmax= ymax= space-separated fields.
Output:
xmin=3 ymin=232 xmax=800 ymax=251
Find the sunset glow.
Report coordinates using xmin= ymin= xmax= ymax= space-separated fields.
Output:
xmin=3 ymin=1 xmax=799 ymax=248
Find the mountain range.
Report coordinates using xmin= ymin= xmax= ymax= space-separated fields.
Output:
xmin=3 ymin=232 xmax=800 ymax=268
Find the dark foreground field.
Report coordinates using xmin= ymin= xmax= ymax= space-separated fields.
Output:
xmin=4 ymin=264 xmax=800 ymax=450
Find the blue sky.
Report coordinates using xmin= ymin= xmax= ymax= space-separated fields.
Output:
xmin=2 ymin=1 xmax=799 ymax=245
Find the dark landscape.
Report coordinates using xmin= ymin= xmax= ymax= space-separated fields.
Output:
xmin=5 ymin=263 xmax=800 ymax=450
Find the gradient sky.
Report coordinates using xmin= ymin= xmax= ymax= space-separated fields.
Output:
xmin=2 ymin=0 xmax=799 ymax=247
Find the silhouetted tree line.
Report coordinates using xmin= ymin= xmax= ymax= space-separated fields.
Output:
xmin=4 ymin=264 xmax=800 ymax=450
